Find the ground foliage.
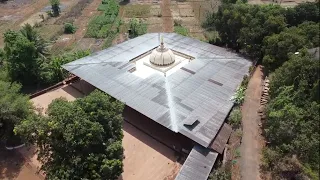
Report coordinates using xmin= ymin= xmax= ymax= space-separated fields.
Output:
xmin=228 ymin=106 xmax=242 ymax=129
xmin=128 ymin=19 xmax=147 ymax=38
xmin=15 ymin=90 xmax=125 ymax=180
xmin=64 ymin=23 xmax=77 ymax=34
xmin=86 ymin=0 xmax=121 ymax=38
xmin=173 ymin=19 xmax=189 ymax=36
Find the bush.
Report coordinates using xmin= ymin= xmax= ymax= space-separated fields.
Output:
xmin=228 ymin=106 xmax=242 ymax=128
xmin=64 ymin=23 xmax=76 ymax=34
xmin=103 ymin=33 xmax=117 ymax=48
xmin=208 ymin=161 xmax=232 ymax=180
xmin=174 ymin=19 xmax=182 ymax=26
xmin=44 ymin=50 xmax=91 ymax=84
xmin=240 ymin=75 xmax=249 ymax=88
xmin=231 ymin=87 xmax=246 ymax=105
xmin=128 ymin=19 xmax=147 ymax=38
xmin=49 ymin=0 xmax=60 ymax=17
xmin=174 ymin=25 xmax=189 ymax=36
xmin=204 ymin=31 xmax=223 ymax=46
xmin=86 ymin=0 xmax=120 ymax=38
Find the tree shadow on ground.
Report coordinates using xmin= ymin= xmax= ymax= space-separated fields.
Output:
xmin=119 ymin=0 xmax=130 ymax=6
xmin=0 ymin=145 xmax=25 ymax=180
xmin=123 ymin=121 xmax=179 ymax=162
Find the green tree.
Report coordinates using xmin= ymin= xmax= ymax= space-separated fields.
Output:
xmin=15 ymin=90 xmax=125 ymax=179
xmin=262 ymin=27 xmax=310 ymax=71
xmin=285 ymin=2 xmax=319 ymax=27
xmin=50 ymin=0 xmax=60 ymax=17
xmin=20 ymin=23 xmax=48 ymax=58
xmin=265 ymin=52 xmax=319 ymax=178
xmin=48 ymin=50 xmax=91 ymax=83
xmin=297 ymin=21 xmax=320 ymax=47
xmin=238 ymin=5 xmax=286 ymax=58
xmin=0 ymin=80 xmax=32 ymax=141
xmin=3 ymin=30 xmax=40 ymax=85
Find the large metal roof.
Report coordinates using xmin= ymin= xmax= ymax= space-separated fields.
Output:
xmin=63 ymin=33 xmax=251 ymax=148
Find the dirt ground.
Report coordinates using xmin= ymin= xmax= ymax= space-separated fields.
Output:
xmin=1 ymin=83 xmax=181 ymax=180
xmin=31 ymin=84 xmax=84 ymax=113
xmin=121 ymin=122 xmax=181 ymax=180
xmin=0 ymin=146 xmax=42 ymax=180
xmin=239 ymin=66 xmax=264 ymax=180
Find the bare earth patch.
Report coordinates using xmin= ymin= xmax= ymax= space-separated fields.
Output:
xmin=121 ymin=122 xmax=181 ymax=180
xmin=239 ymin=66 xmax=265 ymax=180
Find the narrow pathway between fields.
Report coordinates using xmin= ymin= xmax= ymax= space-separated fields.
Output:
xmin=239 ymin=65 xmax=264 ymax=180
xmin=160 ymin=0 xmax=173 ymax=32
xmin=73 ymin=0 xmax=101 ymax=41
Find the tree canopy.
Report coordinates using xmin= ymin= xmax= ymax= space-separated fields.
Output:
xmin=285 ymin=2 xmax=320 ymax=27
xmin=0 ymin=80 xmax=32 ymax=141
xmin=1 ymin=24 xmax=90 ymax=87
xmin=204 ymin=1 xmax=320 ymax=179
xmin=264 ymin=52 xmax=319 ymax=178
xmin=203 ymin=2 xmax=319 ymax=69
xmin=15 ymin=90 xmax=125 ymax=179
xmin=3 ymin=29 xmax=42 ymax=85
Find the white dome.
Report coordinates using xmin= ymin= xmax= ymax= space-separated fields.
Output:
xmin=149 ymin=42 xmax=175 ymax=66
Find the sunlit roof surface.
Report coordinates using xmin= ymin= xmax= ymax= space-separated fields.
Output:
xmin=63 ymin=33 xmax=251 ymax=147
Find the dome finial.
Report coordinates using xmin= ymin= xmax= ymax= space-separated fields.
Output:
xmin=160 ymin=36 xmax=164 ymax=49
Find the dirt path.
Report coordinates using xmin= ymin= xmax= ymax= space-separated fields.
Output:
xmin=160 ymin=0 xmax=173 ymax=32
xmin=239 ymin=66 xmax=264 ymax=180
xmin=0 ymin=0 xmax=49 ymax=47
xmin=73 ymin=0 xmax=101 ymax=41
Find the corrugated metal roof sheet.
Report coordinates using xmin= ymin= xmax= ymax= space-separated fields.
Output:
xmin=210 ymin=123 xmax=233 ymax=154
xmin=175 ymin=145 xmax=218 ymax=180
xmin=63 ymin=33 xmax=251 ymax=148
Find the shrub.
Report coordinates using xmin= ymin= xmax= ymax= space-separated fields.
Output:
xmin=208 ymin=161 xmax=232 ymax=180
xmin=204 ymin=31 xmax=223 ymax=46
xmin=235 ymin=148 xmax=241 ymax=158
xmin=49 ymin=0 xmax=60 ymax=17
xmin=174 ymin=19 xmax=182 ymax=26
xmin=86 ymin=0 xmax=120 ymax=38
xmin=228 ymin=106 xmax=242 ymax=128
xmin=128 ymin=19 xmax=147 ymax=38
xmin=174 ymin=25 xmax=189 ymax=36
xmin=231 ymin=87 xmax=246 ymax=105
xmin=64 ymin=23 xmax=76 ymax=34
xmin=240 ymin=75 xmax=249 ymax=88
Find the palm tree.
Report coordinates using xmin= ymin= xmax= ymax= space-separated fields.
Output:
xmin=20 ymin=24 xmax=49 ymax=59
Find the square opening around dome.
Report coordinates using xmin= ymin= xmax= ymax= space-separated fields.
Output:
xmin=129 ymin=48 xmax=194 ymax=79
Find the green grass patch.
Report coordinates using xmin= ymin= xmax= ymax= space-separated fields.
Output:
xmin=36 ymin=24 xmax=63 ymax=41
xmin=123 ymin=4 xmax=151 ymax=17
xmin=86 ymin=0 xmax=121 ymax=38
xmin=174 ymin=25 xmax=189 ymax=36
